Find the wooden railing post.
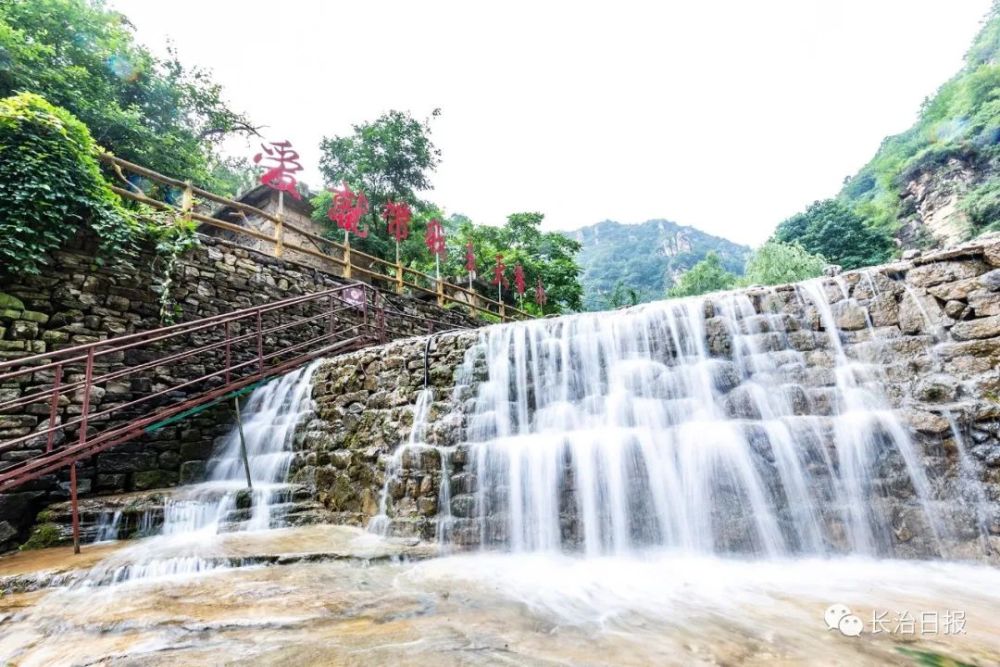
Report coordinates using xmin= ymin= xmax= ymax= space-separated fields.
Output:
xmin=396 ymin=261 xmax=404 ymax=294
xmin=181 ymin=181 xmax=193 ymax=225
xmin=437 ymin=278 xmax=445 ymax=308
xmin=343 ymin=235 xmax=353 ymax=279
xmin=499 ymin=302 xmax=506 ymax=322
xmin=274 ymin=191 xmax=285 ymax=258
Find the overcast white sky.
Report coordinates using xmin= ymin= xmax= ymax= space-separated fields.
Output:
xmin=113 ymin=0 xmax=992 ymax=246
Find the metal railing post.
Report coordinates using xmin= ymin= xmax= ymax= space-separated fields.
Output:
xmin=256 ymin=311 xmax=264 ymax=378
xmin=46 ymin=363 xmax=62 ymax=453
xmin=78 ymin=348 xmax=95 ymax=447
xmin=70 ymin=460 xmax=80 ymax=554
xmin=224 ymin=321 xmax=232 ymax=385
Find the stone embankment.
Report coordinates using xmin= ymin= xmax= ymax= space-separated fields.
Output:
xmin=0 ymin=232 xmax=476 ymax=550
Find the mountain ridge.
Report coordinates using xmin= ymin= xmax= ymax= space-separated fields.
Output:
xmin=565 ymin=219 xmax=750 ymax=310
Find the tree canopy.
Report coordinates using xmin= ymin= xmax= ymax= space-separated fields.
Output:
xmin=0 ymin=0 xmax=256 ymax=192
xmin=315 ymin=109 xmax=442 ymax=259
xmin=741 ymin=240 xmax=826 ymax=286
xmin=773 ymin=199 xmax=894 ymax=270
xmin=422 ymin=212 xmax=583 ymax=315
xmin=666 ymin=252 xmax=736 ymax=298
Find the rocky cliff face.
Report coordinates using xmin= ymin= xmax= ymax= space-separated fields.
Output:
xmin=297 ymin=236 xmax=1000 ymax=559
xmin=898 ymin=157 xmax=984 ymax=248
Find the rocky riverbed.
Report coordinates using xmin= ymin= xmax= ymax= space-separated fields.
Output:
xmin=1 ymin=528 xmax=1000 ymax=666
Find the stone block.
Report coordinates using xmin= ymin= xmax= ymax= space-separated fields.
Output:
xmin=8 ymin=320 xmax=38 ymax=340
xmin=951 ymin=315 xmax=1000 ymax=341
xmin=179 ymin=460 xmax=207 ymax=484
xmin=97 ymin=451 xmax=157 ymax=473
xmin=18 ymin=310 xmax=49 ymax=324
xmin=132 ymin=470 xmax=178 ymax=490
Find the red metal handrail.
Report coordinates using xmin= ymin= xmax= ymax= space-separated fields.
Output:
xmin=0 ymin=281 xmax=470 ymax=552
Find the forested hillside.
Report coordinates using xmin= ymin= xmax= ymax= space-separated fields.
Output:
xmin=779 ymin=1 xmax=1000 ymax=257
xmin=568 ymin=220 xmax=749 ymax=310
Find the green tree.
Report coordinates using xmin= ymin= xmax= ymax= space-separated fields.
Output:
xmin=0 ymin=0 xmax=256 ymax=187
xmin=774 ymin=199 xmax=894 ymax=269
xmin=604 ymin=281 xmax=641 ymax=309
xmin=315 ymin=109 xmax=441 ymax=259
xmin=437 ymin=212 xmax=583 ymax=315
xmin=0 ymin=92 xmax=135 ymax=276
xmin=666 ymin=251 xmax=736 ymax=298
xmin=740 ymin=240 xmax=826 ymax=286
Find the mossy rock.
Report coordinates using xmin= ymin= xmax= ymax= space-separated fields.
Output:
xmin=19 ymin=522 xmax=63 ymax=550
xmin=0 ymin=293 xmax=25 ymax=311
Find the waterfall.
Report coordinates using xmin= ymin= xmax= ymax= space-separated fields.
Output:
xmin=157 ymin=360 xmax=322 ymax=536
xmin=430 ymin=285 xmax=988 ymax=558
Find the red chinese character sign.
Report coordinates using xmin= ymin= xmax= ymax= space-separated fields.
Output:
xmin=535 ymin=277 xmax=547 ymax=307
xmin=253 ymin=140 xmax=303 ymax=200
xmin=326 ymin=182 xmax=370 ymax=240
xmin=425 ymin=218 xmax=446 ymax=279
xmin=382 ymin=201 xmax=412 ymax=262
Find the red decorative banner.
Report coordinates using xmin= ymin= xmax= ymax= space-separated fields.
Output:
xmin=326 ymin=181 xmax=370 ymax=238
xmin=514 ymin=263 xmax=526 ymax=296
xmin=491 ymin=253 xmax=508 ymax=287
xmin=465 ymin=242 xmax=476 ymax=274
xmin=535 ymin=277 xmax=547 ymax=306
xmin=425 ymin=219 xmax=446 ymax=257
xmin=383 ymin=201 xmax=412 ymax=242
xmin=253 ymin=140 xmax=303 ymax=199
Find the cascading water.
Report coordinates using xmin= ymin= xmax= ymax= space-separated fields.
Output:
xmin=155 ymin=360 xmax=322 ymax=536
xmin=80 ymin=362 xmax=322 ymax=584
xmin=398 ymin=283 xmax=991 ymax=559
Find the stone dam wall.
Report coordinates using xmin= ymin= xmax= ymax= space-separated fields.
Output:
xmin=0 ymin=233 xmax=477 ymax=551
xmin=292 ymin=237 xmax=1000 ymax=559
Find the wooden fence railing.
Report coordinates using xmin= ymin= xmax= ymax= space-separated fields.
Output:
xmin=100 ymin=153 xmax=533 ymax=323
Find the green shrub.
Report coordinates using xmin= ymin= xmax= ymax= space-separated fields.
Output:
xmin=0 ymin=92 xmax=136 ymax=276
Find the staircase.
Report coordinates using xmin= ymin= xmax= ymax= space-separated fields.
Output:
xmin=0 ymin=282 xmax=433 ymax=551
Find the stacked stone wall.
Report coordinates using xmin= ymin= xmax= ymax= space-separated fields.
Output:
xmin=297 ymin=237 xmax=1000 ymax=557
xmin=0 ymin=232 xmax=477 ymax=550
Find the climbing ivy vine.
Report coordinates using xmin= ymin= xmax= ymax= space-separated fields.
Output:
xmin=0 ymin=92 xmax=137 ymax=276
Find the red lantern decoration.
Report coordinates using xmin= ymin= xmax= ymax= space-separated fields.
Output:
xmin=535 ymin=277 xmax=547 ymax=306
xmin=253 ymin=140 xmax=303 ymax=199
xmin=491 ymin=254 xmax=508 ymax=287
xmin=383 ymin=201 xmax=412 ymax=242
xmin=425 ymin=219 xmax=446 ymax=257
xmin=465 ymin=242 xmax=476 ymax=274
xmin=514 ymin=263 xmax=526 ymax=296
xmin=326 ymin=181 xmax=370 ymax=239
